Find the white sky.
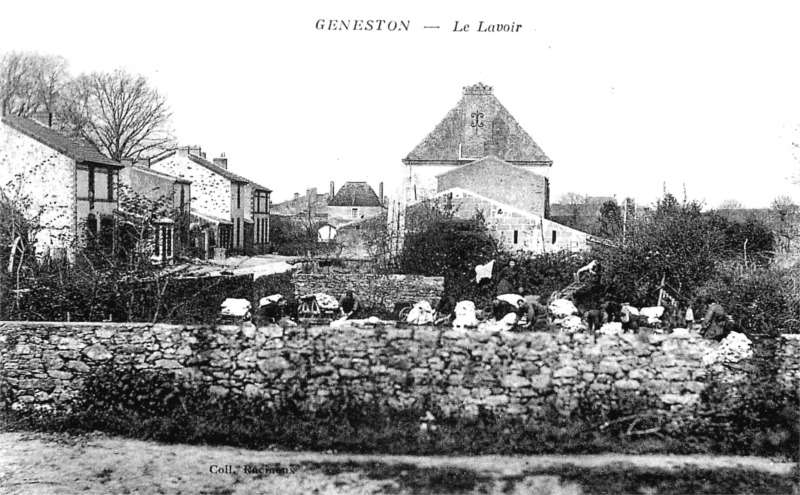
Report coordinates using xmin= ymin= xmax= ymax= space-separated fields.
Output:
xmin=2 ymin=0 xmax=799 ymax=208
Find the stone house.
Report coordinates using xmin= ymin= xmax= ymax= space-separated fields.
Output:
xmin=270 ymin=181 xmax=386 ymax=244
xmin=400 ymin=82 xmax=552 ymax=204
xmin=408 ymin=188 xmax=596 ymax=253
xmin=150 ymin=146 xmax=271 ymax=256
xmin=393 ymin=82 xmax=594 ymax=253
xmin=436 ymin=155 xmax=549 ymax=217
xmin=0 ymin=115 xmax=123 ymax=260
xmin=118 ymin=159 xmax=192 ymax=261
xmin=328 ymin=181 xmax=385 ymax=225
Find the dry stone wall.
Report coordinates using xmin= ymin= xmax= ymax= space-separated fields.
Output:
xmin=292 ymin=273 xmax=444 ymax=313
xmin=3 ymin=322 xmax=799 ymax=421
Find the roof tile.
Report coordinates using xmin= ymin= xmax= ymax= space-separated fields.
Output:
xmin=2 ymin=115 xmax=121 ymax=167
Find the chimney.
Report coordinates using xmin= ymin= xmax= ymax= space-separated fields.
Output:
xmin=31 ymin=111 xmax=53 ymax=128
xmin=329 ymin=181 xmax=335 ymax=201
xmin=178 ymin=145 xmax=202 ymax=157
xmin=213 ymin=153 xmax=228 ymax=170
xmin=307 ymin=188 xmax=317 ymax=218
xmin=294 ymin=192 xmax=300 ymax=201
xmin=379 ymin=182 xmax=384 ymax=206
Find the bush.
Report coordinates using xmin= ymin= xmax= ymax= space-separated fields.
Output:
xmin=594 ymin=194 xmax=776 ymax=308
xmin=698 ymin=262 xmax=800 ymax=335
xmin=679 ymin=337 xmax=799 ymax=459
xmin=401 ymin=199 xmax=498 ymax=303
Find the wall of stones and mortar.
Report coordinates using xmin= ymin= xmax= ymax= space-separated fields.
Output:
xmin=3 ymin=322 xmax=799 ymax=420
xmin=776 ymin=334 xmax=800 ymax=391
xmin=292 ymin=273 xmax=445 ymax=313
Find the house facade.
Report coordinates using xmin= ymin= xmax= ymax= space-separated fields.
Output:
xmin=408 ymin=188 xmax=595 ymax=253
xmin=327 ymin=181 xmax=385 ymax=225
xmin=118 ymin=159 xmax=192 ymax=261
xmin=150 ymin=146 xmax=271 ymax=256
xmin=270 ymin=181 xmax=386 ymax=245
xmin=436 ymin=155 xmax=549 ymax=218
xmin=0 ymin=115 xmax=122 ymax=260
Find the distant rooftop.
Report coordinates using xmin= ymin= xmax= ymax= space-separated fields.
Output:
xmin=328 ymin=182 xmax=382 ymax=207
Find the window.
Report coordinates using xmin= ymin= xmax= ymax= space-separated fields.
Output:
xmin=94 ymin=169 xmax=109 ymax=202
xmin=513 ymin=230 xmax=518 ymax=244
xmin=88 ymin=166 xmax=95 ymax=206
xmin=351 ymin=208 xmax=358 ymax=219
xmin=107 ymin=170 xmax=114 ymax=201
xmin=551 ymin=230 xmax=557 ymax=244
xmin=237 ymin=185 xmax=241 ymax=209
xmin=154 ymin=223 xmax=174 ymax=261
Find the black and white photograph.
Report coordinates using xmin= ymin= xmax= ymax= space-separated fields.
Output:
xmin=0 ymin=1 xmax=799 ymax=494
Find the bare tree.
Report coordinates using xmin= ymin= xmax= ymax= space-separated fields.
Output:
xmin=718 ymin=199 xmax=744 ymax=210
xmin=556 ymin=192 xmax=589 ymax=231
xmin=58 ymin=69 xmax=175 ymax=160
xmin=0 ymin=51 xmax=69 ymax=118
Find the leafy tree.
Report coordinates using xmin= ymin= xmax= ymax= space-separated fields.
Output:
xmin=770 ymin=195 xmax=799 ymax=252
xmin=594 ymin=192 xmax=777 ymax=307
xmin=401 ymin=198 xmax=498 ymax=300
xmin=595 ymin=193 xmax=726 ymax=305
xmin=598 ymin=200 xmax=623 ymax=239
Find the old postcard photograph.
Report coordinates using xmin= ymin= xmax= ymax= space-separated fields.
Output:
xmin=0 ymin=1 xmax=798 ymax=494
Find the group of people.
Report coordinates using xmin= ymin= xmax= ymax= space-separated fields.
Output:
xmin=579 ymin=295 xmax=738 ymax=341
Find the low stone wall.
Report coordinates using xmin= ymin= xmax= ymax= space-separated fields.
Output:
xmin=776 ymin=334 xmax=800 ymax=391
xmin=3 ymin=322 xmax=798 ymax=419
xmin=292 ymin=273 xmax=444 ymax=313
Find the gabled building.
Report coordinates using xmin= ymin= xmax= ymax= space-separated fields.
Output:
xmin=401 ymin=82 xmax=552 ymax=203
xmin=119 ymin=159 xmax=192 ymax=262
xmin=0 ymin=115 xmax=123 ymax=260
xmin=395 ymin=82 xmax=595 ymax=254
xmin=407 ymin=188 xmax=597 ymax=254
xmin=270 ymin=181 xmax=387 ymax=245
xmin=436 ymin=155 xmax=549 ymax=217
xmin=150 ymin=146 xmax=271 ymax=256
xmin=328 ymin=181 xmax=385 ymax=225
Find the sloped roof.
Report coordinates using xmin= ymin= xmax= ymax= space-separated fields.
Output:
xmin=129 ymin=164 xmax=191 ymax=184
xmin=329 ymin=182 xmax=382 ymax=207
xmin=151 ymin=150 xmax=271 ymax=191
xmin=2 ymin=115 xmax=121 ymax=167
xmin=436 ymin=155 xmax=545 ymax=180
xmin=405 ymin=83 xmax=552 ymax=165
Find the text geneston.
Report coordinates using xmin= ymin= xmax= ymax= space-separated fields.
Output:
xmin=315 ymin=19 xmax=411 ymax=31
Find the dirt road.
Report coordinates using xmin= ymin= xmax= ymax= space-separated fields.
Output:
xmin=0 ymin=432 xmax=796 ymax=494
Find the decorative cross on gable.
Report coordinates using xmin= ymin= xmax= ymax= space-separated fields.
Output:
xmin=470 ymin=111 xmax=484 ymax=133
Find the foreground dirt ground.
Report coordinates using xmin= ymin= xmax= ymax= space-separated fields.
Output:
xmin=0 ymin=432 xmax=796 ymax=494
